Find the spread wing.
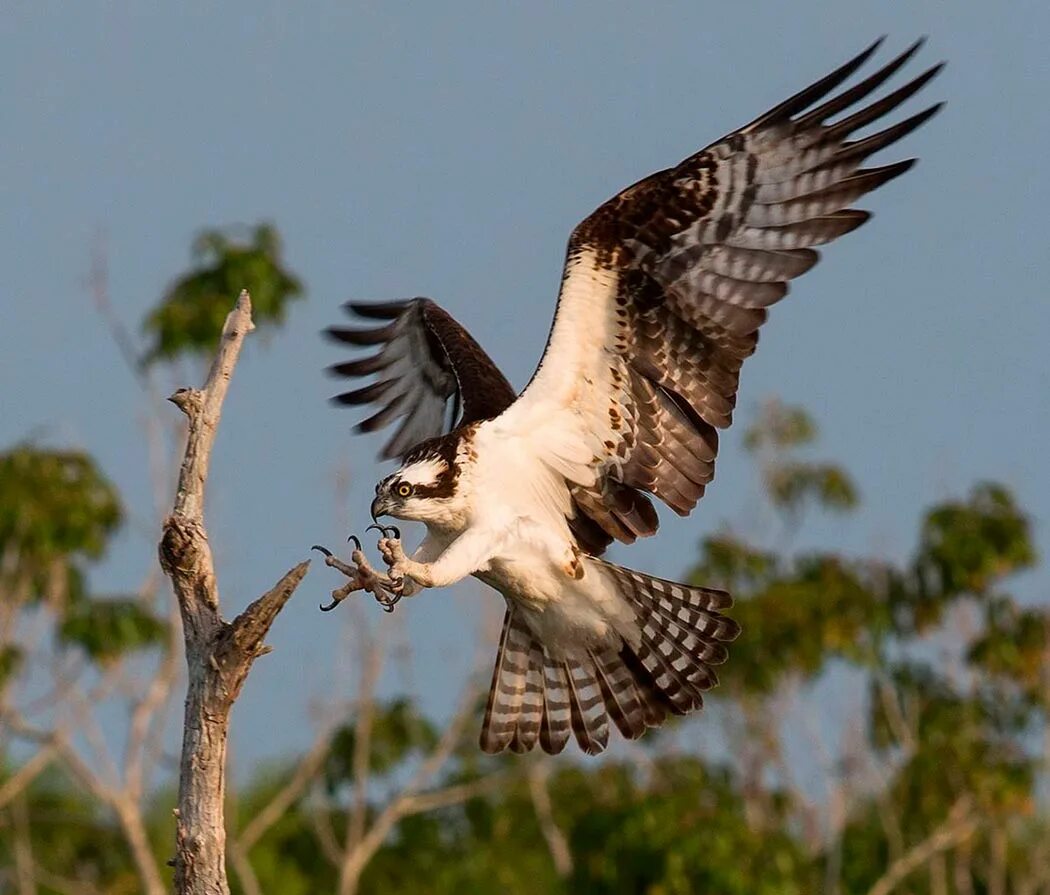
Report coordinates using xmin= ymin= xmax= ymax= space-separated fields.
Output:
xmin=326 ymin=299 xmax=516 ymax=460
xmin=495 ymin=38 xmax=943 ymax=541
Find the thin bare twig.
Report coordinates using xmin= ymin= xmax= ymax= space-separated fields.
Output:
xmin=335 ymin=674 xmax=485 ymax=895
xmin=865 ymin=798 xmax=978 ymax=895
xmin=0 ymin=746 xmax=55 ymax=811
xmin=226 ymin=840 xmax=264 ymax=895
xmin=527 ymin=760 xmax=573 ymax=878
xmin=31 ymin=862 xmax=102 ymax=895
xmin=11 ymin=794 xmax=37 ymax=895
xmin=236 ymin=724 xmax=337 ymax=852
xmin=343 ymin=637 xmax=383 ymax=866
xmin=398 ymin=774 xmax=505 ymax=814
xmin=308 ymin=796 xmax=345 ymax=868
xmin=2 ymin=712 xmax=166 ymax=895
xmin=125 ymin=618 xmax=181 ymax=803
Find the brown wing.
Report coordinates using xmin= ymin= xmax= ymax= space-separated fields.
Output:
xmin=498 ymin=38 xmax=943 ymax=544
xmin=326 ymin=299 xmax=515 ymax=460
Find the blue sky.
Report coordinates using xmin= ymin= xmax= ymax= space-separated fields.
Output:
xmin=3 ymin=2 xmax=1047 ymax=769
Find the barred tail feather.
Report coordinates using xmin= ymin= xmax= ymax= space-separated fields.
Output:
xmin=604 ymin=560 xmax=739 ymax=722
xmin=479 ymin=565 xmax=738 ymax=756
xmin=589 ymin=648 xmax=648 ymax=740
xmin=539 ymin=658 xmax=573 ymax=754
xmin=565 ymin=659 xmax=609 ymax=755
xmin=479 ymin=608 xmax=532 ymax=754
xmin=509 ymin=639 xmax=545 ymax=754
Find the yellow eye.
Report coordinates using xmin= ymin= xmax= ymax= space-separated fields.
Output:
xmin=396 ymin=482 xmax=412 ymax=498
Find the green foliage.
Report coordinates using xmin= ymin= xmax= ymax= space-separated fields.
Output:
xmin=871 ymin=663 xmax=1036 ymax=824
xmin=562 ymin=760 xmax=811 ymax=895
xmin=766 ymin=461 xmax=858 ymax=515
xmin=743 ymin=401 xmax=859 ymax=518
xmin=969 ymin=600 xmax=1049 ymax=699
xmin=916 ymin=481 xmax=1036 ymax=598
xmin=0 ymin=446 xmax=122 ymax=612
xmin=141 ymin=222 xmax=303 ymax=365
xmin=0 ymin=445 xmax=122 ymax=570
xmin=0 ymin=645 xmax=23 ymax=687
xmin=690 ymin=534 xmax=778 ymax=594
xmin=0 ymin=767 xmax=141 ymax=891
xmin=743 ymin=402 xmax=817 ymax=451
xmin=713 ymin=554 xmax=886 ymax=694
xmin=58 ymin=598 xmax=168 ymax=663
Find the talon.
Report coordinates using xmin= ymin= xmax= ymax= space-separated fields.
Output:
xmin=376 ymin=589 xmax=403 ymax=613
xmin=366 ymin=523 xmax=401 ymax=539
xmin=319 ymin=598 xmax=340 ymax=612
xmin=311 ymin=544 xmax=333 ymax=558
xmin=347 ymin=534 xmax=362 ymax=551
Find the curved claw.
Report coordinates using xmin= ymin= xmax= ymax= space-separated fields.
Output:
xmin=377 ymin=590 xmax=403 ymax=613
xmin=346 ymin=534 xmax=362 ymax=551
xmin=311 ymin=544 xmax=334 ymax=558
xmin=319 ymin=597 xmax=341 ymax=612
xmin=366 ymin=523 xmax=401 ymax=540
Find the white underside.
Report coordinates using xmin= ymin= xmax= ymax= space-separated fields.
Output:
xmin=414 ymin=417 xmax=640 ymax=660
xmin=405 ymin=247 xmax=643 ymax=659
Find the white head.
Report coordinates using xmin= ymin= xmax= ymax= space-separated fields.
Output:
xmin=370 ymin=438 xmax=467 ymax=528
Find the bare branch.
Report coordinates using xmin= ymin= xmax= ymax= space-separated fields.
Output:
xmin=87 ymin=234 xmax=146 ymax=386
xmin=336 ymin=673 xmax=485 ymax=895
xmin=344 ymin=638 xmax=383 ymax=862
xmin=125 ymin=618 xmax=180 ymax=803
xmin=5 ymin=711 xmax=166 ymax=895
xmin=31 ymin=862 xmax=102 ymax=895
xmin=0 ymin=746 xmax=55 ymax=811
xmin=397 ymin=774 xmax=505 ymax=815
xmin=112 ymin=797 xmax=166 ymax=895
xmin=865 ymin=798 xmax=978 ymax=895
xmin=226 ymin=840 xmax=264 ymax=895
xmin=307 ymin=798 xmax=345 ymax=868
xmin=5 ymin=715 xmax=114 ymax=806
xmin=10 ymin=793 xmax=37 ymax=895
xmin=157 ymin=292 xmax=312 ymax=895
xmin=236 ymin=724 xmax=336 ymax=852
xmin=527 ymin=760 xmax=573 ymax=878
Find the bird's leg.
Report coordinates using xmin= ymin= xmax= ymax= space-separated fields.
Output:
xmin=311 ymin=536 xmax=403 ymax=613
xmin=377 ymin=532 xmax=411 ymax=595
xmin=367 ymin=524 xmax=416 ymax=598
xmin=371 ymin=523 xmax=500 ymax=594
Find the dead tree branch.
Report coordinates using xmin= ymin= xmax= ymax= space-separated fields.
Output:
xmin=157 ymin=291 xmax=310 ymax=895
xmin=527 ymin=760 xmax=573 ymax=878
xmin=335 ymin=675 xmax=486 ymax=895
xmin=864 ymin=798 xmax=978 ymax=895
xmin=0 ymin=746 xmax=55 ymax=812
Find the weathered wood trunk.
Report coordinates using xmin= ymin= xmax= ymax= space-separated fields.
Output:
xmin=158 ymin=292 xmax=309 ymax=895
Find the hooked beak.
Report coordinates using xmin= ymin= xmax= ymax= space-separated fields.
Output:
xmin=370 ymin=495 xmax=391 ymax=521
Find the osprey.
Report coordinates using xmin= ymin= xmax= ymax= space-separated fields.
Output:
xmin=316 ymin=39 xmax=942 ymax=755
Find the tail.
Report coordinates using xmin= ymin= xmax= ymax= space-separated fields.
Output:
xmin=478 ymin=562 xmax=739 ymax=756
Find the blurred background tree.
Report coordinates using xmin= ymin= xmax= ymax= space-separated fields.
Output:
xmin=1 ymin=226 xmax=1046 ymax=893
xmin=141 ymin=222 xmax=303 ymax=367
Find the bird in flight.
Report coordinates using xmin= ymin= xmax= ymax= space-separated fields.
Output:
xmin=315 ymin=39 xmax=942 ymax=755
